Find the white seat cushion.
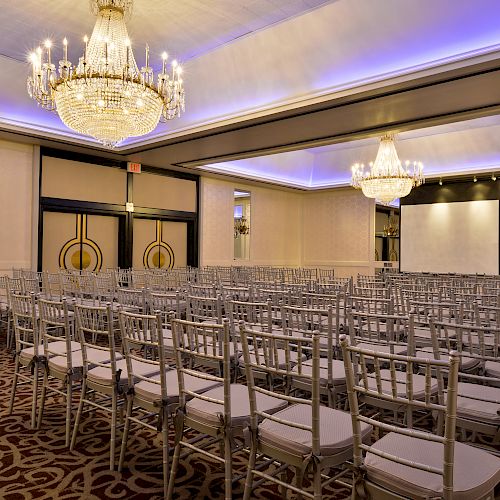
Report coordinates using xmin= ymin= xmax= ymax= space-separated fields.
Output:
xmin=365 ymin=369 xmax=438 ymax=400
xmin=365 ymin=432 xmax=500 ymax=500
xmin=185 ymin=383 xmax=287 ymax=429
xmin=259 ymin=404 xmax=371 ymax=457
xmin=134 ymin=369 xmax=221 ymax=404
xmin=293 ymin=358 xmax=346 ymax=386
xmin=87 ymin=358 xmax=159 ymax=386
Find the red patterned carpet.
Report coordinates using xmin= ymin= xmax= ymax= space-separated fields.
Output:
xmin=0 ymin=343 xmax=350 ymax=499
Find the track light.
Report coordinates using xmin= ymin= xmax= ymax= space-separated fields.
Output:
xmin=473 ymin=176 xmax=477 ymax=183
xmin=438 ymin=178 xmax=443 ymax=186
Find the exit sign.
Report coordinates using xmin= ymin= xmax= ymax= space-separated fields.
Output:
xmin=127 ymin=162 xmax=141 ymax=173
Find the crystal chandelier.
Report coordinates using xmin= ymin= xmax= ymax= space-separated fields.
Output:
xmin=351 ymin=134 xmax=424 ymax=205
xmin=234 ymin=217 xmax=250 ymax=239
xmin=27 ymin=0 xmax=185 ymax=148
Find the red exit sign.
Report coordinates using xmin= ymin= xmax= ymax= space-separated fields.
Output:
xmin=127 ymin=162 xmax=142 ymax=173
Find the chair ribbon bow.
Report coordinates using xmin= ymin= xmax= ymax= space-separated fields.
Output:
xmin=301 ymin=451 xmax=322 ymax=476
xmin=173 ymin=407 xmax=185 ymax=441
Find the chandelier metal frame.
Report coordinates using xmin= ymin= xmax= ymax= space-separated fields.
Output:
xmin=27 ymin=0 xmax=185 ymax=148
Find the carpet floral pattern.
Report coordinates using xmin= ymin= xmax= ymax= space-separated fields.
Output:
xmin=0 ymin=345 xmax=350 ymax=499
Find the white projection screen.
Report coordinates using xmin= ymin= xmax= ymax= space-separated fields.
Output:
xmin=401 ymin=200 xmax=499 ymax=274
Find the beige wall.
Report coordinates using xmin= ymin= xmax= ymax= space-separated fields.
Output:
xmin=200 ymin=177 xmax=302 ymax=267
xmin=302 ymin=188 xmax=375 ymax=277
xmin=0 ymin=140 xmax=35 ymax=274
xmin=200 ymin=177 xmax=375 ymax=276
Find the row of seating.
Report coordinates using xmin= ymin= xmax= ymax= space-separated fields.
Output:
xmin=5 ymin=276 xmax=498 ymax=498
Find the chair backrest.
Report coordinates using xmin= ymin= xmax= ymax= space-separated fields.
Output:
xmin=430 ymin=317 xmax=500 ymax=371
xmin=240 ymin=326 xmax=322 ymax=455
xmin=119 ymin=309 xmax=166 ymax=395
xmin=350 ymin=295 xmax=394 ymax=315
xmin=148 ymin=290 xmax=181 ymax=322
xmin=348 ymin=310 xmax=415 ymax=354
xmin=116 ymin=287 xmax=145 ymax=313
xmin=226 ymin=299 xmax=272 ymax=335
xmin=171 ymin=318 xmax=230 ymax=416
xmin=38 ymin=297 xmax=74 ymax=366
xmin=187 ymin=294 xmax=223 ymax=323
xmin=341 ymin=335 xmax=460 ymax=500
xmin=75 ymin=302 xmax=121 ymax=379
xmin=11 ymin=293 xmax=38 ymax=354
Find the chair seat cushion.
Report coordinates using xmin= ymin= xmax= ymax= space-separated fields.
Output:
xmin=259 ymin=404 xmax=372 ymax=457
xmin=364 ymin=432 xmax=500 ymax=500
xmin=485 ymin=360 xmax=500 ymax=379
xmin=452 ymin=382 xmax=500 ymax=424
xmin=365 ymin=370 xmax=438 ymax=400
xmin=185 ymin=383 xmax=287 ymax=429
xmin=134 ymin=369 xmax=221 ymax=404
xmin=293 ymin=358 xmax=346 ymax=386
xmin=87 ymin=358 xmax=158 ymax=386
xmin=48 ymin=347 xmax=120 ymax=373
xmin=19 ymin=340 xmax=81 ymax=363
xmin=415 ymin=348 xmax=480 ymax=372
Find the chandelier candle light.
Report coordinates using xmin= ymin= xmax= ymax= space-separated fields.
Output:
xmin=27 ymin=0 xmax=185 ymax=148
xmin=351 ymin=134 xmax=424 ymax=205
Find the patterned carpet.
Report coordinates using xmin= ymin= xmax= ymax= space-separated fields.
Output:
xmin=0 ymin=342 xmax=351 ymax=499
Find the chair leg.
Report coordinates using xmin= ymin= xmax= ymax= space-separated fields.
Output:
xmin=243 ymin=429 xmax=257 ymax=500
xmin=37 ymin=369 xmax=49 ymax=429
xmin=313 ymin=463 xmax=322 ymax=500
xmin=118 ymin=394 xmax=133 ymax=471
xmin=295 ymin=466 xmax=304 ymax=500
xmin=65 ymin=381 xmax=73 ymax=447
xmin=162 ymin=406 xmax=170 ymax=499
xmin=8 ymin=357 xmax=20 ymax=415
xmin=109 ymin=390 xmax=117 ymax=471
xmin=70 ymin=379 xmax=87 ymax=451
xmin=166 ymin=416 xmax=184 ymax=500
xmin=224 ymin=431 xmax=232 ymax=500
xmin=31 ymin=365 xmax=40 ymax=429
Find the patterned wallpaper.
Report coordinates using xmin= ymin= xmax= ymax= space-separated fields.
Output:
xmin=302 ymin=188 xmax=374 ymax=272
xmin=200 ymin=177 xmax=374 ymax=276
xmin=0 ymin=140 xmax=34 ymax=274
xmin=200 ymin=177 xmax=302 ymax=266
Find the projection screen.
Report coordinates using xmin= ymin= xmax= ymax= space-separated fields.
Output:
xmin=400 ymin=200 xmax=499 ymax=274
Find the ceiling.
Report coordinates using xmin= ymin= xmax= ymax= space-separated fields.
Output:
xmin=202 ymin=115 xmax=500 ymax=188
xmin=1 ymin=0 xmax=500 ymax=188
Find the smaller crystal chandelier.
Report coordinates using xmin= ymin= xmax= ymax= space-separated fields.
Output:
xmin=351 ymin=134 xmax=424 ymax=205
xmin=27 ymin=0 xmax=185 ymax=148
xmin=234 ymin=217 xmax=250 ymax=239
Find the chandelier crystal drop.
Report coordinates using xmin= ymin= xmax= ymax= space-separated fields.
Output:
xmin=27 ymin=0 xmax=185 ymax=148
xmin=351 ymin=134 xmax=424 ymax=205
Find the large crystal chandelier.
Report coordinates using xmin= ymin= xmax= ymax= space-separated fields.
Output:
xmin=27 ymin=0 xmax=185 ymax=148
xmin=351 ymin=134 xmax=424 ymax=205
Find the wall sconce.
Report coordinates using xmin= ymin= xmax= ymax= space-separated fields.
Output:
xmin=473 ymin=175 xmax=478 ymax=183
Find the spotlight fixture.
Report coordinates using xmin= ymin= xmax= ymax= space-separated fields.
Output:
xmin=492 ymin=174 xmax=497 ymax=181
xmin=438 ymin=178 xmax=443 ymax=186
xmin=473 ymin=176 xmax=478 ymax=183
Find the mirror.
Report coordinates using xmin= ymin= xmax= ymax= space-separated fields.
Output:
xmin=234 ymin=189 xmax=251 ymax=260
xmin=375 ymin=205 xmax=400 ymax=262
